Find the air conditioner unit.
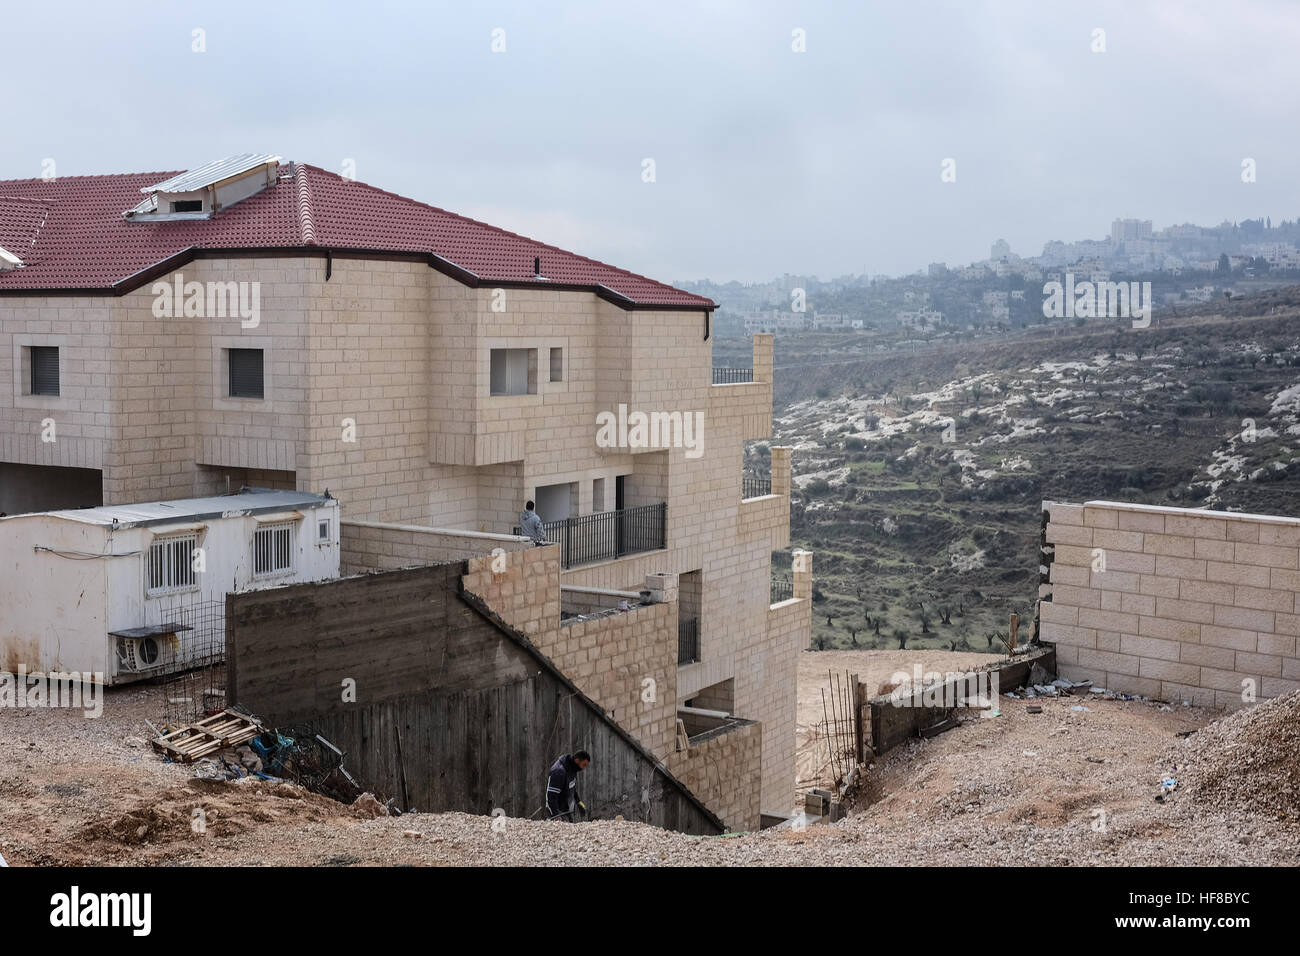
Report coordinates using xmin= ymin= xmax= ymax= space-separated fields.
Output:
xmin=115 ymin=634 xmax=177 ymax=673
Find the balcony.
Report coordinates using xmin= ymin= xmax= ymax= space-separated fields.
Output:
xmin=771 ymin=574 xmax=793 ymax=604
xmin=517 ymin=503 xmax=667 ymax=570
xmin=742 ymin=475 xmax=771 ymax=499
xmin=712 ymin=366 xmax=754 ymax=385
xmin=678 ymin=616 xmax=700 ymax=665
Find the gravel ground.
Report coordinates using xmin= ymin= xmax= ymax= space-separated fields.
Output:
xmin=3 ymin=667 xmax=1298 ymax=866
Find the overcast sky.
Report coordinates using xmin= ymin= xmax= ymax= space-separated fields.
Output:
xmin=4 ymin=0 xmax=1298 ymax=284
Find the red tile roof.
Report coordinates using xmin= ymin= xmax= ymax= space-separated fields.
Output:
xmin=0 ymin=164 xmax=713 ymax=309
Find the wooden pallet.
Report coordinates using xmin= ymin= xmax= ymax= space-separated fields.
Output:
xmin=152 ymin=709 xmax=264 ymax=763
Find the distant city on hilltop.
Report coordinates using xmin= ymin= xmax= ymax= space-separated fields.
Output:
xmin=686 ymin=216 xmax=1300 ymax=336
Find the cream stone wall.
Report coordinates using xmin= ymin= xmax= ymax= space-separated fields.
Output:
xmin=1043 ymin=500 xmax=1300 ymax=709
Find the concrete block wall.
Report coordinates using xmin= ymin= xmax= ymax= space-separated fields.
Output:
xmin=665 ymin=719 xmax=762 ymax=831
xmin=1043 ymin=500 xmax=1300 ymax=709
xmin=340 ymin=519 xmax=530 ymax=575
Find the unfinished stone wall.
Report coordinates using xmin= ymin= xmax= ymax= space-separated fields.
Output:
xmin=665 ymin=719 xmax=762 ymax=832
xmin=560 ymin=586 xmax=643 ymax=617
xmin=1043 ymin=500 xmax=1300 ymax=709
xmin=340 ymin=519 xmax=530 ymax=575
xmin=463 ymin=545 xmax=678 ymax=757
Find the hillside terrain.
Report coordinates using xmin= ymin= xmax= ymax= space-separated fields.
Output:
xmin=723 ymin=290 xmax=1300 ymax=652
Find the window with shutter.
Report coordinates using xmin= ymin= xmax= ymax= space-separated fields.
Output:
xmin=228 ymin=348 xmax=264 ymax=399
xmin=30 ymin=346 xmax=59 ymax=396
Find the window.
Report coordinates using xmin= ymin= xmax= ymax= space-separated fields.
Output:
xmin=147 ymin=534 xmax=198 ymax=594
xmin=30 ymin=346 xmax=59 ymax=396
xmin=170 ymin=200 xmax=203 ymax=213
xmin=253 ymin=522 xmax=294 ymax=576
xmin=489 ymin=348 xmax=536 ymax=395
xmin=317 ymin=517 xmax=331 ymax=543
xmin=592 ymin=477 xmax=605 ymax=512
xmin=228 ymin=348 xmax=264 ymax=399
xmin=549 ymin=347 xmax=564 ymax=382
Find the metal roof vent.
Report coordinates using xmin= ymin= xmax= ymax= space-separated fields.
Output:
xmin=0 ymin=246 xmax=22 ymax=271
xmin=124 ymin=152 xmax=281 ymax=221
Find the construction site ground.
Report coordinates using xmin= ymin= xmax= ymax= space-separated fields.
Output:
xmin=2 ymin=649 xmax=1297 ymax=866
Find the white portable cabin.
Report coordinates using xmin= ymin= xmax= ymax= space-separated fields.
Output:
xmin=0 ymin=488 xmax=339 ymax=684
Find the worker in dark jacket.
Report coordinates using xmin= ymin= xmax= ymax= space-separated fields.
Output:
xmin=546 ymin=751 xmax=590 ymax=821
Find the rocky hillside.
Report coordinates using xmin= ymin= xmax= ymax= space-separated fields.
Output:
xmin=739 ymin=300 xmax=1300 ymax=652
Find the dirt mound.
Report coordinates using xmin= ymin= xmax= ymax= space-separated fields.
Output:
xmin=78 ymin=779 xmax=375 ymax=854
xmin=1173 ymin=691 xmax=1300 ymax=819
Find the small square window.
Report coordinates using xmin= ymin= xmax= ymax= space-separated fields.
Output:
xmin=228 ymin=348 xmax=264 ymax=399
xmin=549 ymin=347 xmax=563 ymax=383
xmin=489 ymin=348 xmax=536 ymax=395
xmin=30 ymin=346 xmax=59 ymax=396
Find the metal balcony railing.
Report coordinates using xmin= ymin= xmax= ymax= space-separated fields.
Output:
xmin=771 ymin=574 xmax=794 ymax=604
xmin=516 ymin=502 xmax=667 ymax=570
xmin=712 ymin=366 xmax=754 ymax=385
xmin=678 ymin=617 xmax=700 ymax=665
xmin=742 ymin=475 xmax=772 ymax=499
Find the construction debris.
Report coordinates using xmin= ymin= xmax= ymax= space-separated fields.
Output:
xmin=151 ymin=709 xmax=264 ymax=763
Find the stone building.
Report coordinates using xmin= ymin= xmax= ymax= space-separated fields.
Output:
xmin=0 ymin=154 xmax=811 ymax=816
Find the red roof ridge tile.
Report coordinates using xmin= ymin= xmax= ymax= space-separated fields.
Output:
xmin=295 ymin=164 xmax=316 ymax=246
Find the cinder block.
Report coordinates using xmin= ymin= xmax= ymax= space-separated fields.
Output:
xmin=1078 ymin=607 xmax=1139 ymax=633
xmin=1235 ymin=651 xmax=1282 ymax=676
xmin=1083 ymin=507 xmax=1119 ymax=529
xmin=1154 ymin=555 xmax=1206 ymax=580
xmin=1207 ymin=561 xmax=1269 ymax=587
xmin=1154 ymin=596 xmax=1215 ymax=625
xmin=1040 ymin=602 xmax=1079 ymax=626
xmin=1200 ymin=625 xmax=1258 ymax=652
xmin=1117 ymin=510 xmax=1165 ymax=533
xmin=1179 ymin=643 xmax=1235 ymax=670
xmin=1213 ymin=605 xmax=1275 ymax=634
xmin=1047 ymin=502 xmax=1085 ymax=525
xmin=1120 ymin=633 xmax=1181 ymax=661
xmin=1233 ymin=543 xmax=1298 ymax=570
xmin=1200 ymin=667 xmax=1254 ymax=694
xmin=1093 ymin=529 xmax=1145 ymax=553
xmin=1262 ymin=676 xmax=1300 ymax=697
xmin=1078 ymin=648 xmax=1140 ymax=675
xmin=1047 ymin=523 xmax=1093 ymax=546
xmin=1257 ymin=524 xmax=1300 ymax=548
xmin=1136 ymin=615 xmax=1200 ymax=643
xmin=1138 ymin=657 xmax=1199 ymax=685
xmin=1143 ymin=535 xmax=1198 ymax=558
xmin=1256 ymin=632 xmax=1297 ymax=657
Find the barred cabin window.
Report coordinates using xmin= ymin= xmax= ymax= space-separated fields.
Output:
xmin=147 ymin=534 xmax=197 ymax=594
xmin=253 ymin=522 xmax=294 ymax=576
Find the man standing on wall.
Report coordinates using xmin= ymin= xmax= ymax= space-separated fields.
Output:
xmin=520 ymin=500 xmax=548 ymax=546
xmin=545 ymin=751 xmax=590 ymax=822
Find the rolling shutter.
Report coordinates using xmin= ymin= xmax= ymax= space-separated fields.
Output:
xmin=228 ymin=348 xmax=264 ymax=399
xmin=30 ymin=346 xmax=59 ymax=396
